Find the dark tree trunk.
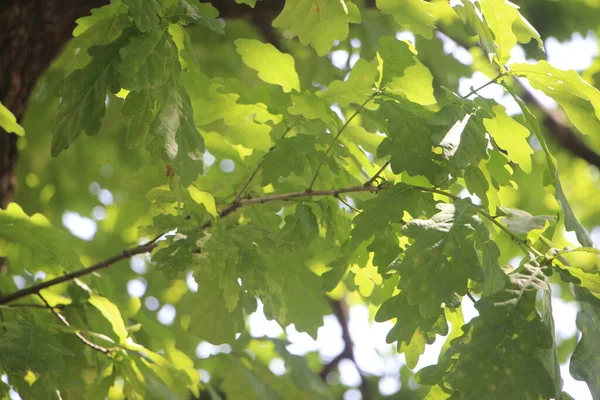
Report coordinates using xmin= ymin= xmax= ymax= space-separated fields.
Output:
xmin=0 ymin=0 xmax=107 ymax=209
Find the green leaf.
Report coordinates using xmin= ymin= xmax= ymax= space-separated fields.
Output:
xmin=318 ymin=58 xmax=377 ymax=107
xmin=375 ymin=0 xmax=437 ymax=38
xmin=477 ymin=240 xmax=508 ymax=297
xmin=287 ymin=92 xmax=339 ymax=130
xmin=351 ymin=183 xmax=430 ymax=245
xmin=0 ymin=320 xmax=72 ymax=374
xmin=278 ymin=204 xmax=319 ymax=249
xmin=118 ymin=28 xmax=171 ymax=91
xmin=483 ymin=103 xmax=533 ymax=173
xmin=220 ymin=357 xmax=281 ymax=400
xmin=377 ymin=36 xmax=417 ymax=88
xmin=0 ymin=203 xmax=83 ymax=273
xmin=499 ymin=207 xmax=554 ymax=242
xmin=434 ymin=108 xmax=489 ymax=171
xmin=164 ymin=0 xmax=223 ymax=33
xmin=275 ymin=254 xmax=329 ymax=338
xmin=235 ymin=39 xmax=300 ymax=93
xmin=69 ymin=2 xmax=131 ymax=71
xmin=511 ymin=61 xmax=600 ymax=136
xmin=478 ymin=0 xmax=543 ymax=64
xmin=375 ymin=100 xmax=440 ymax=181
xmin=188 ymin=274 xmax=244 ymax=344
xmin=571 ymin=287 xmax=600 ymax=398
xmin=51 ymin=33 xmax=129 ymax=156
xmin=138 ymin=31 xmax=205 ymax=186
xmin=386 ymin=58 xmax=436 ymax=105
xmin=236 ymin=0 xmax=257 ymax=6
xmin=450 ymin=0 xmax=497 ymax=62
xmin=0 ymin=102 xmax=24 ymax=136
xmin=89 ymin=294 xmax=129 ymax=344
xmin=375 ymin=293 xmax=448 ymax=368
xmin=443 ymin=264 xmax=559 ymax=399
xmin=123 ymin=0 xmax=161 ymax=32
xmin=261 ymin=134 xmax=316 ymax=185
xmin=122 ymin=89 xmax=153 ymax=149
xmin=398 ymin=201 xmax=487 ymax=318
xmin=513 ymin=93 xmax=593 ymax=247
xmin=272 ymin=0 xmax=361 ymax=56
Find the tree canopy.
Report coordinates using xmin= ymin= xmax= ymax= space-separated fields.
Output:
xmin=1 ymin=0 xmax=600 ymax=399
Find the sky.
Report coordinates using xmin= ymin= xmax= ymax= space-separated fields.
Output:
xmin=47 ymin=29 xmax=600 ymax=400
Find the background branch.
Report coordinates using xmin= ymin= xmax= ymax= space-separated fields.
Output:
xmin=320 ymin=299 xmax=371 ymax=400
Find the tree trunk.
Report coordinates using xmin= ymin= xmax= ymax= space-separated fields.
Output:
xmin=0 ymin=0 xmax=107 ymax=209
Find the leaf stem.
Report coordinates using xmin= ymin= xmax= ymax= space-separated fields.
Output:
xmin=365 ymin=161 xmax=390 ymax=186
xmin=37 ymin=293 xmax=111 ymax=355
xmin=335 ymin=193 xmax=361 ymax=213
xmin=308 ymin=91 xmax=379 ymax=191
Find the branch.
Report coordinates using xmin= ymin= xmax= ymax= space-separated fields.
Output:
xmin=320 ymin=299 xmax=371 ymax=400
xmin=519 ymin=88 xmax=600 ymax=169
xmin=0 ymin=185 xmax=384 ymax=305
xmin=37 ymin=293 xmax=112 ymax=355
xmin=435 ymin=29 xmax=600 ymax=170
xmin=0 ymin=241 xmax=157 ymax=305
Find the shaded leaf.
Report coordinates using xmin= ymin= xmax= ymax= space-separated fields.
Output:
xmin=0 ymin=203 xmax=83 ymax=274
xmin=261 ymin=134 xmax=316 ymax=185
xmin=398 ymin=201 xmax=487 ymax=318
xmin=0 ymin=320 xmax=72 ymax=374
xmin=123 ymin=0 xmax=161 ymax=32
xmin=571 ymin=287 xmax=600 ymax=399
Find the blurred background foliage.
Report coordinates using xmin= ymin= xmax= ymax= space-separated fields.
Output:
xmin=5 ymin=0 xmax=600 ymax=398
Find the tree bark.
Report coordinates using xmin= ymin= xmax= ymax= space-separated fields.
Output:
xmin=0 ymin=0 xmax=107 ymax=209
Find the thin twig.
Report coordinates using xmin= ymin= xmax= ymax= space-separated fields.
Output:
xmin=335 ymin=193 xmax=360 ymax=213
xmin=37 ymin=293 xmax=111 ymax=355
xmin=461 ymin=73 xmax=504 ymax=98
xmin=0 ymin=302 xmax=73 ymax=310
xmin=308 ymin=91 xmax=379 ymax=191
xmin=364 ymin=161 xmax=390 ymax=187
xmin=233 ymin=117 xmax=302 ymax=204
xmin=320 ymin=299 xmax=371 ymax=400
xmin=466 ymin=291 xmax=477 ymax=303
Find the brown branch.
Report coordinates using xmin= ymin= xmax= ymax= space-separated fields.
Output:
xmin=320 ymin=299 xmax=371 ymax=400
xmin=0 ymin=241 xmax=157 ymax=305
xmin=519 ymin=88 xmax=600 ymax=169
xmin=37 ymin=292 xmax=111 ymax=355
xmin=0 ymin=184 xmax=385 ymax=305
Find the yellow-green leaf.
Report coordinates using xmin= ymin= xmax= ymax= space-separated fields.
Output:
xmin=235 ymin=39 xmax=300 ymax=93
